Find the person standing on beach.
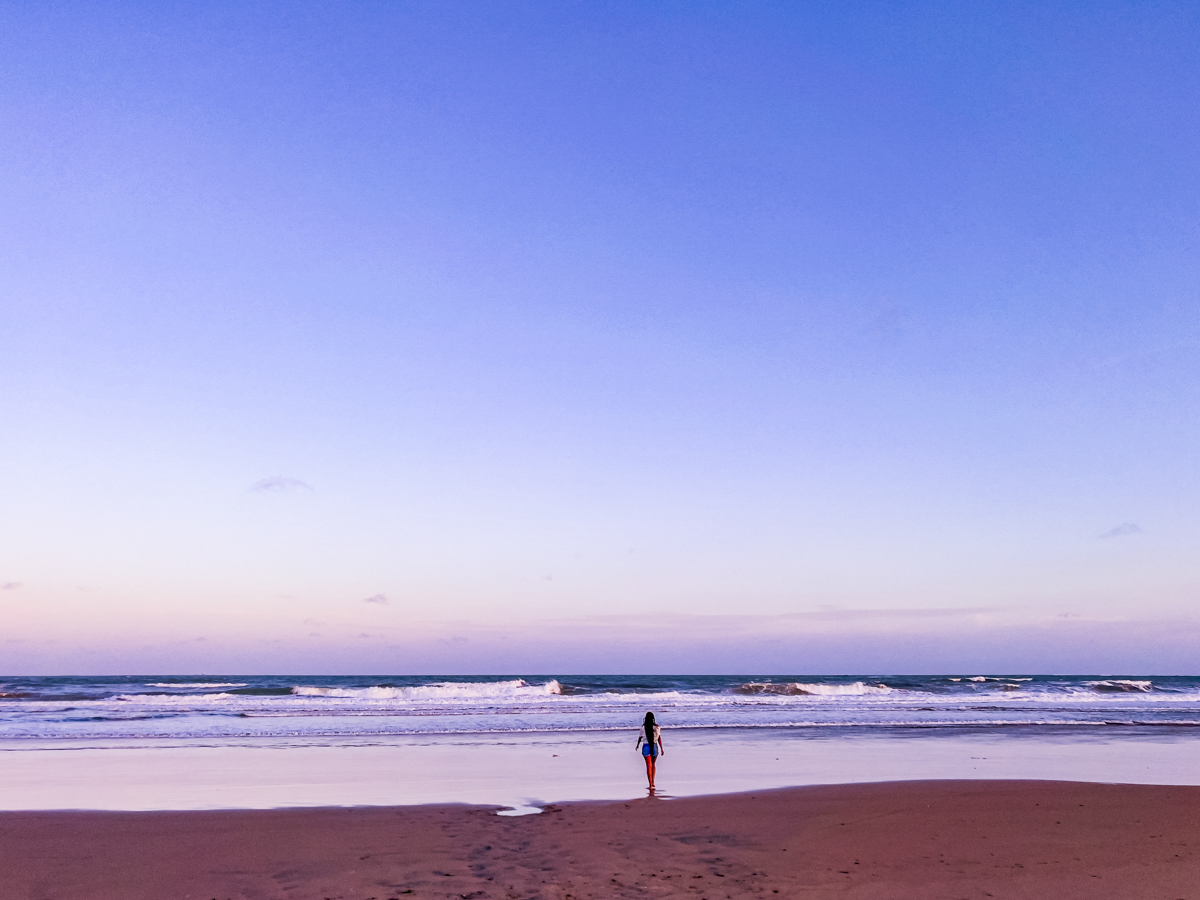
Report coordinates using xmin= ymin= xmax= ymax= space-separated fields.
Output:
xmin=636 ymin=711 xmax=664 ymax=792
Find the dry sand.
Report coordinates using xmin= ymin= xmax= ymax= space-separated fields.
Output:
xmin=3 ymin=780 xmax=1198 ymax=899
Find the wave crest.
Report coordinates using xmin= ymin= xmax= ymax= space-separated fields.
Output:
xmin=292 ymin=679 xmax=564 ymax=701
xmin=1088 ymin=680 xmax=1153 ymax=693
xmin=733 ymin=681 xmax=892 ymax=696
xmin=148 ymin=682 xmax=247 ymax=689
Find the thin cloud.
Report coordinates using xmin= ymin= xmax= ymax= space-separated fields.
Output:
xmin=364 ymin=594 xmax=389 ymax=605
xmin=1100 ymin=522 xmax=1142 ymax=539
xmin=1 ymin=582 xmax=22 ymax=591
xmin=249 ymin=476 xmax=313 ymax=493
xmin=864 ymin=298 xmax=908 ymax=344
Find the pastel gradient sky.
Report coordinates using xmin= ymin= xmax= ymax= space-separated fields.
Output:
xmin=3 ymin=2 xmax=1199 ymax=674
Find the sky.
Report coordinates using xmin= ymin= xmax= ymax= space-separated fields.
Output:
xmin=2 ymin=1 xmax=1198 ymax=674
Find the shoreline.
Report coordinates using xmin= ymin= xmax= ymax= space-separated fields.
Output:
xmin=5 ymin=726 xmax=1200 ymax=812
xmin=3 ymin=780 xmax=1197 ymax=899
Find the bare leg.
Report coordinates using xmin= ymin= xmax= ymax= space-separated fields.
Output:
xmin=644 ymin=754 xmax=656 ymax=791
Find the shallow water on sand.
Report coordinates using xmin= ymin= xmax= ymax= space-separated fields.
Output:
xmin=3 ymin=726 xmax=1199 ymax=812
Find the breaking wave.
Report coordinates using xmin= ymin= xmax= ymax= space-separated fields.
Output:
xmin=148 ymin=683 xmax=248 ymax=689
xmin=1089 ymin=680 xmax=1153 ymax=693
xmin=733 ymin=681 xmax=892 ymax=696
xmin=292 ymin=679 xmax=564 ymax=701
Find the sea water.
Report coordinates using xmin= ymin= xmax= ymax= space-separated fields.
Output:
xmin=2 ymin=675 xmax=1199 ymax=810
xmin=3 ymin=674 xmax=1199 ymax=741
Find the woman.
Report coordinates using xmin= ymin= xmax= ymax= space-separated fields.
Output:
xmin=635 ymin=711 xmax=665 ymax=791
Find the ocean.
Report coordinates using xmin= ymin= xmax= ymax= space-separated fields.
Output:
xmin=4 ymin=674 xmax=1200 ymax=742
xmin=6 ymin=674 xmax=1200 ymax=811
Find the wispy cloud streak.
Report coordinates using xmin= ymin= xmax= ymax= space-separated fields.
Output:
xmin=1099 ymin=522 xmax=1142 ymax=539
xmin=249 ymin=476 xmax=313 ymax=493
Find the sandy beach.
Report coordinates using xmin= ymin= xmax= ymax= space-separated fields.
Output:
xmin=3 ymin=779 xmax=1198 ymax=899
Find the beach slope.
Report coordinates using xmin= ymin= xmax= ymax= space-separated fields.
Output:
xmin=2 ymin=780 xmax=1197 ymax=899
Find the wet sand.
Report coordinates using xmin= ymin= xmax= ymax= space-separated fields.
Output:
xmin=3 ymin=780 xmax=1198 ymax=899
xmin=7 ymin=728 xmax=1200 ymax=812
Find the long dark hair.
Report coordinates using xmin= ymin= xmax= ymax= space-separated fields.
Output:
xmin=643 ymin=711 xmax=656 ymax=745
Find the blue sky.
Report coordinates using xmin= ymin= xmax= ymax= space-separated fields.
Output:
xmin=2 ymin=1 xmax=1198 ymax=673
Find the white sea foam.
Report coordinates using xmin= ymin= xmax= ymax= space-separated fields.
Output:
xmin=291 ymin=679 xmax=564 ymax=701
xmin=148 ymin=683 xmax=248 ymax=689
xmin=733 ymin=681 xmax=892 ymax=696
xmin=116 ymin=692 xmax=237 ymax=703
